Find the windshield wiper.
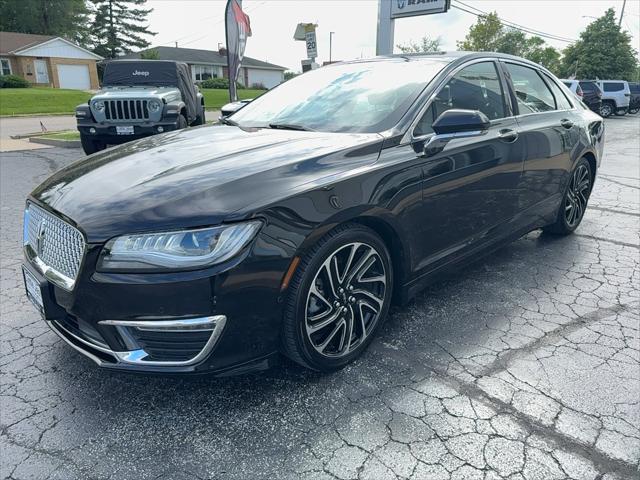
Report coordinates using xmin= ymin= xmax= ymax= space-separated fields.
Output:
xmin=268 ymin=123 xmax=314 ymax=131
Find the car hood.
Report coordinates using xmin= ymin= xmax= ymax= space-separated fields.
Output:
xmin=31 ymin=125 xmax=383 ymax=242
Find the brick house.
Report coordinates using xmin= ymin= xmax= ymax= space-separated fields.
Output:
xmin=0 ymin=31 xmax=102 ymax=90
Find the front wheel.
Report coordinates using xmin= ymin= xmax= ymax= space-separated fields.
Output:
xmin=628 ymin=106 xmax=639 ymax=114
xmin=80 ymin=135 xmax=106 ymax=155
xmin=282 ymin=224 xmax=393 ymax=372
xmin=543 ymin=158 xmax=592 ymax=235
xmin=599 ymin=102 xmax=613 ymax=118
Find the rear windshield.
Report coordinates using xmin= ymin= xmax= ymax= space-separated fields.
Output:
xmin=629 ymin=83 xmax=640 ymax=93
xmin=579 ymin=81 xmax=599 ymax=92
xmin=602 ymin=82 xmax=625 ymax=92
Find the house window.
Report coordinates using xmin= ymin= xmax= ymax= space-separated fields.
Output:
xmin=0 ymin=58 xmax=12 ymax=76
xmin=193 ymin=65 xmax=217 ymax=82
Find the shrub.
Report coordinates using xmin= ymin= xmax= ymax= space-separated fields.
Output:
xmin=200 ymin=78 xmax=229 ymax=89
xmin=250 ymin=82 xmax=266 ymax=90
xmin=0 ymin=75 xmax=30 ymax=88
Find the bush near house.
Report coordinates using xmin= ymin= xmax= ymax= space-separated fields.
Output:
xmin=0 ymin=75 xmax=30 ymax=88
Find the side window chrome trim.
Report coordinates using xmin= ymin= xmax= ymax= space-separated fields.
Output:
xmin=406 ymin=58 xmax=509 ymax=143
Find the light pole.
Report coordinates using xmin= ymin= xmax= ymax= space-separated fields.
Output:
xmin=329 ymin=32 xmax=335 ymax=63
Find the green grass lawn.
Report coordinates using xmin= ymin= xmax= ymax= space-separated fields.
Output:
xmin=0 ymin=87 xmax=91 ymax=116
xmin=201 ymin=88 xmax=265 ymax=109
xmin=0 ymin=87 xmax=265 ymax=116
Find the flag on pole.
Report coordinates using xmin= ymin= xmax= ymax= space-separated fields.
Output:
xmin=225 ymin=0 xmax=252 ymax=102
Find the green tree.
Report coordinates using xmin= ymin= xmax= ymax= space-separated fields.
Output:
xmin=284 ymin=71 xmax=299 ymax=81
xmin=457 ymin=11 xmax=561 ymax=74
xmin=90 ymin=0 xmax=156 ymax=59
xmin=0 ymin=0 xmax=91 ymax=46
xmin=397 ymin=36 xmax=442 ymax=54
xmin=140 ymin=48 xmax=159 ymax=59
xmin=560 ymin=8 xmax=638 ymax=81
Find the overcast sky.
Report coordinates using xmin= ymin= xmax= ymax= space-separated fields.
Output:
xmin=145 ymin=0 xmax=640 ymax=71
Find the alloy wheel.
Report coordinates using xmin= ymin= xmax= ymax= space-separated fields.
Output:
xmin=600 ymin=103 xmax=612 ymax=117
xmin=305 ymin=242 xmax=387 ymax=358
xmin=564 ymin=164 xmax=591 ymax=228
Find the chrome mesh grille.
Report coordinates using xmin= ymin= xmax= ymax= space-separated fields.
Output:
xmin=103 ymin=99 xmax=150 ymax=121
xmin=26 ymin=204 xmax=84 ymax=281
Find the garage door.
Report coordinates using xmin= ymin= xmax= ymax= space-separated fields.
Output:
xmin=57 ymin=64 xmax=90 ymax=90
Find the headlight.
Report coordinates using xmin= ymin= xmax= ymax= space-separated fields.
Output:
xmin=148 ymin=101 xmax=161 ymax=113
xmin=98 ymin=221 xmax=262 ymax=271
xmin=93 ymin=100 xmax=105 ymax=111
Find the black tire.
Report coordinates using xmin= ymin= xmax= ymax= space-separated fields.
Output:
xmin=629 ymin=107 xmax=640 ymax=115
xmin=615 ymin=108 xmax=628 ymax=116
xmin=80 ymin=135 xmax=106 ymax=155
xmin=282 ymin=223 xmax=393 ymax=372
xmin=193 ymin=108 xmax=206 ymax=126
xmin=177 ymin=114 xmax=188 ymax=130
xmin=599 ymin=101 xmax=614 ymax=118
xmin=543 ymin=158 xmax=592 ymax=235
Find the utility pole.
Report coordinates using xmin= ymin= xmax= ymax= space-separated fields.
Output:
xmin=329 ymin=32 xmax=335 ymax=63
xmin=175 ymin=41 xmax=178 ymax=48
xmin=619 ymin=0 xmax=626 ymax=27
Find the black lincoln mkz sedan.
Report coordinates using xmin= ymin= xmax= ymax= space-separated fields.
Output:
xmin=23 ymin=52 xmax=604 ymax=375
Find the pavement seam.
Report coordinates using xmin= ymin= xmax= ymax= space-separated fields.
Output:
xmin=588 ymin=205 xmax=640 ymax=218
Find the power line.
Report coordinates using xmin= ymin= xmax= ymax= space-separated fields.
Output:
xmin=452 ymin=0 xmax=577 ymax=44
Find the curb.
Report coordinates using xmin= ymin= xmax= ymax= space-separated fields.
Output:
xmin=29 ymin=137 xmax=81 ymax=148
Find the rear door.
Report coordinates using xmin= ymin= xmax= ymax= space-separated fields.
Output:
xmin=501 ymin=62 xmax=578 ymax=218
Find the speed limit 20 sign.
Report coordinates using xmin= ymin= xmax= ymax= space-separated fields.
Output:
xmin=305 ymin=31 xmax=317 ymax=59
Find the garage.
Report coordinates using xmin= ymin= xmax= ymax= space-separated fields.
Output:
xmin=57 ymin=64 xmax=91 ymax=90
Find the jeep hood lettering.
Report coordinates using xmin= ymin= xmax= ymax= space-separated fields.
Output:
xmin=31 ymin=125 xmax=382 ymax=242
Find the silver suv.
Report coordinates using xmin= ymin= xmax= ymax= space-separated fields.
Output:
xmin=593 ymin=80 xmax=631 ymax=117
xmin=76 ymin=60 xmax=205 ymax=154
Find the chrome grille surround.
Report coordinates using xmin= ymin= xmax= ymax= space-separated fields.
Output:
xmin=24 ymin=203 xmax=85 ymax=290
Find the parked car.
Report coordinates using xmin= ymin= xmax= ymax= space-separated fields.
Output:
xmin=561 ymin=79 xmax=583 ymax=97
xmin=220 ymin=99 xmax=252 ymax=119
xmin=75 ymin=60 xmax=206 ymax=155
xmin=24 ymin=52 xmax=604 ymax=375
xmin=561 ymin=79 xmax=602 ymax=114
xmin=592 ymin=80 xmax=631 ymax=117
xmin=628 ymin=82 xmax=640 ymax=114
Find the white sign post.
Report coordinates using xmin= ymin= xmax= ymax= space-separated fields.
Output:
xmin=376 ymin=0 xmax=450 ymax=55
xmin=305 ymin=30 xmax=318 ymax=59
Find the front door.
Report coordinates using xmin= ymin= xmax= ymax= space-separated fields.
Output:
xmin=407 ymin=60 xmax=524 ymax=274
xmin=34 ymin=60 xmax=49 ymax=84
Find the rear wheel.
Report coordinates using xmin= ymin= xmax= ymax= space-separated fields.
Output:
xmin=615 ymin=107 xmax=628 ymax=116
xmin=80 ymin=135 xmax=106 ymax=155
xmin=628 ymin=106 xmax=639 ymax=114
xmin=599 ymin=101 xmax=614 ymax=118
xmin=282 ymin=224 xmax=393 ymax=372
xmin=543 ymin=158 xmax=592 ymax=235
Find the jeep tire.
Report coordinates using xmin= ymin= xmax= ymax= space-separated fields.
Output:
xmin=80 ymin=135 xmax=107 ymax=155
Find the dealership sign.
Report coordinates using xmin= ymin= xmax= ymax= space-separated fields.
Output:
xmin=225 ymin=0 xmax=252 ymax=102
xmin=390 ymin=0 xmax=450 ymax=19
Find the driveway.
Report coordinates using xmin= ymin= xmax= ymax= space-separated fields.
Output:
xmin=1 ymin=117 xmax=638 ymax=480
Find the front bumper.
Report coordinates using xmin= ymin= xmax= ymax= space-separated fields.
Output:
xmin=77 ymin=120 xmax=181 ymax=144
xmin=22 ymin=224 xmax=296 ymax=375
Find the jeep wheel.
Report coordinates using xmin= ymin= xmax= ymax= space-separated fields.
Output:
xmin=193 ymin=109 xmax=206 ymax=126
xmin=614 ymin=108 xmax=628 ymax=116
xmin=80 ymin=135 xmax=106 ymax=155
xmin=177 ymin=114 xmax=188 ymax=130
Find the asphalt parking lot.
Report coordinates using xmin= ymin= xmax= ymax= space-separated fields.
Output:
xmin=1 ymin=116 xmax=639 ymax=480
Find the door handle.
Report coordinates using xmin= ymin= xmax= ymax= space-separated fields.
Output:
xmin=498 ymin=128 xmax=519 ymax=143
xmin=560 ymin=118 xmax=574 ymax=129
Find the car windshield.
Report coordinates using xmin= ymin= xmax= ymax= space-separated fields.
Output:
xmin=230 ymin=59 xmax=448 ymax=133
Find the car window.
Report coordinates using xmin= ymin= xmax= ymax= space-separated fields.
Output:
xmin=579 ymin=81 xmax=598 ymax=93
xmin=628 ymin=83 xmax=640 ymax=94
xmin=505 ymin=63 xmax=555 ymax=114
xmin=602 ymin=82 xmax=624 ymax=92
xmin=414 ymin=61 xmax=507 ymax=136
xmin=562 ymin=81 xmax=573 ymax=89
xmin=544 ymin=75 xmax=573 ymax=110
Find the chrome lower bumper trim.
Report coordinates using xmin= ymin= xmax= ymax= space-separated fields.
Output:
xmin=51 ymin=315 xmax=227 ymax=368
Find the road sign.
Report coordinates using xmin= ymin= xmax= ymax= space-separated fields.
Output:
xmin=305 ymin=30 xmax=317 ymax=59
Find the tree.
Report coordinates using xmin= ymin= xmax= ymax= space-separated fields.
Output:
xmin=397 ymin=36 xmax=442 ymax=54
xmin=90 ymin=0 xmax=156 ymax=59
xmin=457 ymin=11 xmax=561 ymax=74
xmin=284 ymin=71 xmax=299 ymax=81
xmin=140 ymin=48 xmax=159 ymax=59
xmin=0 ymin=0 xmax=91 ymax=46
xmin=560 ymin=8 xmax=638 ymax=81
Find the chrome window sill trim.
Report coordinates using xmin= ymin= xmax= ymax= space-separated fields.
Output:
xmin=25 ymin=245 xmax=76 ymax=291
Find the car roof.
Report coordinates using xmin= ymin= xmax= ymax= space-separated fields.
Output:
xmin=341 ymin=51 xmax=550 ymax=69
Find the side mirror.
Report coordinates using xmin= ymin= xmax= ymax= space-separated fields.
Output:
xmin=422 ymin=109 xmax=490 ymax=157
xmin=432 ymin=109 xmax=490 ymax=135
